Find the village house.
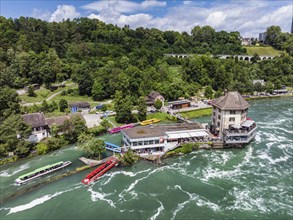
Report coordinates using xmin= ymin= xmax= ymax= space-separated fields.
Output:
xmin=168 ymin=100 xmax=191 ymax=109
xmin=241 ymin=38 xmax=251 ymax=46
xmin=69 ymin=101 xmax=90 ymax=113
xmin=145 ymin=91 xmax=165 ymax=107
xmin=22 ymin=112 xmax=49 ymax=142
xmin=210 ymin=91 xmax=257 ymax=145
xmin=121 ymin=123 xmax=209 ymax=155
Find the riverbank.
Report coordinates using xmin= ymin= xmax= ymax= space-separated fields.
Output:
xmin=245 ymin=93 xmax=292 ymax=101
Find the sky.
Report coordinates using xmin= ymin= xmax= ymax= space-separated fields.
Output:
xmin=0 ymin=0 xmax=292 ymax=37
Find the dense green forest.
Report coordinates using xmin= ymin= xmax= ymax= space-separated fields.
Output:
xmin=0 ymin=16 xmax=292 ymax=159
xmin=0 ymin=17 xmax=292 ymax=100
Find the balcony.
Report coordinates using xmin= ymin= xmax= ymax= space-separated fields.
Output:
xmin=225 ymin=132 xmax=256 ymax=144
xmin=223 ymin=125 xmax=257 ymax=137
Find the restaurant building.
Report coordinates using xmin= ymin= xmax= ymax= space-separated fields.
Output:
xmin=121 ymin=123 xmax=209 ymax=154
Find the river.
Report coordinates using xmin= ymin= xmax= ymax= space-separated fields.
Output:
xmin=0 ymin=97 xmax=292 ymax=219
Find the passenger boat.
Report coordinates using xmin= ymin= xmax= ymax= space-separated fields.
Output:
xmin=108 ymin=124 xmax=135 ymax=134
xmin=15 ymin=161 xmax=72 ymax=185
xmin=140 ymin=118 xmax=161 ymax=126
xmin=82 ymin=158 xmax=117 ymax=185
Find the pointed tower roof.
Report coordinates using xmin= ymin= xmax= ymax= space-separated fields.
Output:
xmin=212 ymin=91 xmax=249 ymax=110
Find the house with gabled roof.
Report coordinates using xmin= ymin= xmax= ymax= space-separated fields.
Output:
xmin=22 ymin=112 xmax=49 ymax=142
xmin=210 ymin=91 xmax=257 ymax=145
xmin=69 ymin=101 xmax=90 ymax=113
xmin=145 ymin=91 xmax=165 ymax=107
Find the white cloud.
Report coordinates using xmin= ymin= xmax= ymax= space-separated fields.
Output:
xmin=141 ymin=0 xmax=166 ymax=8
xmin=183 ymin=1 xmax=193 ymax=5
xmin=31 ymin=8 xmax=51 ymax=20
xmin=49 ymin=5 xmax=80 ymax=22
xmin=83 ymin=0 xmax=293 ymax=37
xmin=205 ymin=11 xmax=227 ymax=28
xmin=82 ymin=0 xmax=166 ymax=13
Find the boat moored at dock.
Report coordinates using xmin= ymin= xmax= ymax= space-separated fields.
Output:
xmin=82 ymin=157 xmax=117 ymax=185
xmin=15 ymin=161 xmax=72 ymax=185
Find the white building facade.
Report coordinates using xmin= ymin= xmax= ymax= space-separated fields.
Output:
xmin=210 ymin=91 xmax=257 ymax=145
xmin=121 ymin=124 xmax=209 ymax=154
xmin=22 ymin=112 xmax=49 ymax=142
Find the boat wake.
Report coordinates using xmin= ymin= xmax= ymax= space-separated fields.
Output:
xmin=5 ymin=184 xmax=82 ymax=215
xmin=0 ymin=163 xmax=30 ymax=177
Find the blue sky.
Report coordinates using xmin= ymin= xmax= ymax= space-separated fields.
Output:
xmin=1 ymin=0 xmax=292 ymax=37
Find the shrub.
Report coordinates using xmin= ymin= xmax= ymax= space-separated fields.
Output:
xmin=60 ymin=90 xmax=67 ymax=96
xmin=36 ymin=143 xmax=48 ymax=155
xmin=40 ymin=137 xmax=68 ymax=151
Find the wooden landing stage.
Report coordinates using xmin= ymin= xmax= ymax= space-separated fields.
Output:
xmin=79 ymin=156 xmax=112 ymax=167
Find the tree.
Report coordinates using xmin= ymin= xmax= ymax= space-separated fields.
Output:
xmin=204 ymin=86 xmax=214 ymax=99
xmin=114 ymin=91 xmax=133 ymax=123
xmin=76 ymin=64 xmax=93 ymax=96
xmin=100 ymin=119 xmax=110 ymax=130
xmin=0 ymin=114 xmax=31 ymax=154
xmin=265 ymin=26 xmax=281 ymax=47
xmin=27 ymin=85 xmax=36 ymax=97
xmin=137 ymin=96 xmax=147 ymax=121
xmin=49 ymin=100 xmax=58 ymax=112
xmin=101 ymin=104 xmax=107 ymax=112
xmin=154 ymin=99 xmax=162 ymax=110
xmin=214 ymin=90 xmax=223 ymax=98
xmin=92 ymin=80 xmax=104 ymax=101
xmin=0 ymin=87 xmax=21 ymax=122
xmin=14 ymin=140 xmax=31 ymax=157
xmin=40 ymin=100 xmax=49 ymax=112
xmin=59 ymin=99 xmax=68 ymax=112
xmin=50 ymin=123 xmax=59 ymax=137
xmin=78 ymin=133 xmax=105 ymax=159
xmin=61 ymin=115 xmax=87 ymax=143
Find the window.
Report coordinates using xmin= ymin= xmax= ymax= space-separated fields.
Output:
xmin=218 ymin=115 xmax=221 ymax=120
xmin=144 ymin=141 xmax=148 ymax=145
xmin=138 ymin=141 xmax=143 ymax=146
xmin=213 ymin=118 xmax=215 ymax=123
xmin=229 ymin=117 xmax=235 ymax=122
xmin=149 ymin=140 xmax=154 ymax=145
xmin=43 ymin=133 xmax=45 ymax=136
xmin=217 ymin=122 xmax=220 ymax=127
xmin=213 ymin=112 xmax=216 ymax=116
xmin=133 ymin=142 xmax=137 ymax=146
xmin=218 ymin=109 xmax=221 ymax=113
xmin=155 ymin=140 xmax=159 ymax=144
xmin=230 ymin=110 xmax=236 ymax=114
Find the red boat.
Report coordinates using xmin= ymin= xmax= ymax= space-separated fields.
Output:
xmin=82 ymin=158 xmax=117 ymax=185
xmin=108 ymin=124 xmax=135 ymax=134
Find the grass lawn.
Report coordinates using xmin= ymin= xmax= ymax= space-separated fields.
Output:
xmin=108 ymin=116 xmax=124 ymax=127
xmin=146 ymin=112 xmax=171 ymax=122
xmin=181 ymin=108 xmax=212 ymax=119
xmin=243 ymin=46 xmax=283 ymax=56
xmin=20 ymin=84 xmax=77 ymax=103
xmin=44 ymin=111 xmax=68 ymax=118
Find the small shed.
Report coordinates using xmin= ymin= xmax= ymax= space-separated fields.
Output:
xmin=168 ymin=100 xmax=191 ymax=109
xmin=69 ymin=102 xmax=90 ymax=113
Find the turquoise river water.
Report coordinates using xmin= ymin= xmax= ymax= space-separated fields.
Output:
xmin=0 ymin=97 xmax=292 ymax=219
